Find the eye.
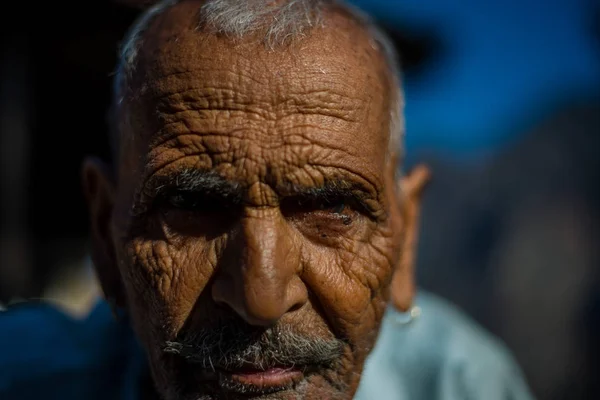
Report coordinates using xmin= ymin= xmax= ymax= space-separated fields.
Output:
xmin=318 ymin=199 xmax=346 ymax=215
xmin=167 ymin=192 xmax=200 ymax=210
xmin=320 ymin=200 xmax=353 ymax=226
xmin=282 ymin=196 xmax=355 ymax=223
xmin=162 ymin=191 xmax=229 ymax=214
xmin=154 ymin=190 xmax=241 ymax=236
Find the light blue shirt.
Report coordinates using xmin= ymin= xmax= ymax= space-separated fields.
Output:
xmin=356 ymin=292 xmax=534 ymax=400
xmin=0 ymin=291 xmax=534 ymax=399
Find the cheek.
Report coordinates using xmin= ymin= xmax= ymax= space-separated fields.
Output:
xmin=118 ymin=235 xmax=220 ymax=340
xmin=302 ymin=224 xmax=396 ymax=342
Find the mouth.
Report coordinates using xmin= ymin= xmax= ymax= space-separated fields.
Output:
xmin=217 ymin=365 xmax=305 ymax=394
xmin=163 ymin=325 xmax=345 ymax=396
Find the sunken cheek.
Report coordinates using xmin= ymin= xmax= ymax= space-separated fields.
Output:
xmin=119 ymin=237 xmax=218 ymax=345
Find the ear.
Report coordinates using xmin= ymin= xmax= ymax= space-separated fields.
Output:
xmin=390 ymin=164 xmax=431 ymax=312
xmin=82 ymin=157 xmax=126 ymax=308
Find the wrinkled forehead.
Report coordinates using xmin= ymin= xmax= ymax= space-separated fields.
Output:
xmin=118 ymin=1 xmax=394 ymax=177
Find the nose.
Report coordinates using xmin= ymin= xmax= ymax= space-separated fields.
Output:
xmin=212 ymin=208 xmax=307 ymax=326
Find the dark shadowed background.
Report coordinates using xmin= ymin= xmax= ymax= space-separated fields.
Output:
xmin=1 ymin=1 xmax=598 ymax=399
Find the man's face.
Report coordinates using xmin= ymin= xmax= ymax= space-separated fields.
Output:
xmin=85 ymin=3 xmax=419 ymax=399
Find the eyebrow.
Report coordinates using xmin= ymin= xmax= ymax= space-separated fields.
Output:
xmin=143 ymin=169 xmax=243 ymax=203
xmin=279 ymin=180 xmax=365 ymax=199
xmin=139 ymin=169 xmax=383 ymax=219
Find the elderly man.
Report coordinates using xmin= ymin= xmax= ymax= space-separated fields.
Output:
xmin=0 ymin=1 xmax=534 ymax=399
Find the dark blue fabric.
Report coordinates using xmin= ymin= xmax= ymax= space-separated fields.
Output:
xmin=0 ymin=302 xmax=144 ymax=400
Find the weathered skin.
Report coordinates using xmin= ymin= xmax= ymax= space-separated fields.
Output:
xmin=83 ymin=1 xmax=429 ymax=399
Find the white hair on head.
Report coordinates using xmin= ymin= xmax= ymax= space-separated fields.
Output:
xmin=201 ymin=0 xmax=327 ymax=47
xmin=114 ymin=0 xmax=405 ymax=172
xmin=114 ymin=0 xmax=179 ymax=102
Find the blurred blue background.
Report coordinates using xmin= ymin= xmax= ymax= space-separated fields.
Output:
xmin=0 ymin=1 xmax=598 ymax=399
xmin=354 ymin=0 xmax=600 ymax=158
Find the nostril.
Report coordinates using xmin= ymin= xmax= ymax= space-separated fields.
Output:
xmin=284 ymin=276 xmax=309 ymax=315
xmin=213 ymin=298 xmax=232 ymax=311
xmin=288 ymin=301 xmax=304 ymax=313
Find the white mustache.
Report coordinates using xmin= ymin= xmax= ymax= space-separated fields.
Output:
xmin=163 ymin=324 xmax=345 ymax=371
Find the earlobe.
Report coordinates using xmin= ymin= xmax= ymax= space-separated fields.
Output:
xmin=390 ymin=164 xmax=431 ymax=312
xmin=81 ymin=157 xmax=126 ymax=308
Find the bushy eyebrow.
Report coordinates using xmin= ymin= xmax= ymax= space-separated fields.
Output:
xmin=138 ymin=169 xmax=383 ymax=219
xmin=141 ymin=169 xmax=244 ymax=204
xmin=279 ymin=179 xmax=365 ymax=200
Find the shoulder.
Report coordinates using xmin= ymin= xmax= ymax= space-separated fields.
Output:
xmin=358 ymin=291 xmax=535 ymax=400
xmin=415 ymin=292 xmax=534 ymax=399
xmin=0 ymin=302 xmax=83 ymax=376
xmin=0 ymin=301 xmax=135 ymax=400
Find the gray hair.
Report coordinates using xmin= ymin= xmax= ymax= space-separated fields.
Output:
xmin=113 ymin=0 xmax=404 ymax=168
xmin=163 ymin=321 xmax=347 ymax=398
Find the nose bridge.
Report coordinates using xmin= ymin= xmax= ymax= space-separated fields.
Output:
xmin=240 ymin=209 xmax=298 ymax=316
xmin=212 ymin=207 xmax=306 ymax=326
xmin=242 ymin=209 xmax=291 ymax=285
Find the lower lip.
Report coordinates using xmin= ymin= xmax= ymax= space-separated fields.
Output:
xmin=225 ymin=367 xmax=303 ymax=389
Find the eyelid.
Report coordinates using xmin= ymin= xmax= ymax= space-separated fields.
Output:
xmin=162 ymin=189 xmax=241 ymax=205
xmin=287 ymin=192 xmax=377 ymax=220
xmin=346 ymin=196 xmax=378 ymax=220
